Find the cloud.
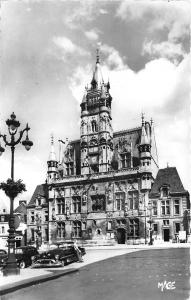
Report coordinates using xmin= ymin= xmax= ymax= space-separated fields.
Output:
xmin=53 ymin=36 xmax=88 ymax=58
xmin=101 ymin=44 xmax=127 ymax=70
xmin=69 ymin=52 xmax=189 ymax=123
xmin=118 ymin=1 xmax=191 ymax=37
xmin=116 ymin=1 xmax=191 ymax=57
xmin=142 ymin=40 xmax=186 ymax=64
xmin=85 ymin=30 xmax=99 ymax=41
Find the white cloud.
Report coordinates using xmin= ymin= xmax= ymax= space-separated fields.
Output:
xmin=68 ymin=64 xmax=93 ymax=104
xmin=85 ymin=30 xmax=99 ymax=41
xmin=142 ymin=40 xmax=186 ymax=64
xmin=99 ymin=8 xmax=108 ymax=15
xmin=53 ymin=36 xmax=88 ymax=58
xmin=101 ymin=44 xmax=127 ymax=70
xmin=117 ymin=1 xmax=191 ymax=61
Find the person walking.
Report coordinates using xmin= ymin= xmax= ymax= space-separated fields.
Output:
xmin=74 ymin=240 xmax=83 ymax=262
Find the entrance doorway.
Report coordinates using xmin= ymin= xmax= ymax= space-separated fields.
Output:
xmin=116 ymin=228 xmax=126 ymax=244
xmin=163 ymin=229 xmax=170 ymax=242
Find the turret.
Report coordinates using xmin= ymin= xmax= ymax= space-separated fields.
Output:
xmin=47 ymin=135 xmax=58 ymax=183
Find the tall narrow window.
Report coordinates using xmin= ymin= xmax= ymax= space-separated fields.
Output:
xmin=129 ymin=219 xmax=139 ymax=237
xmin=174 ymin=199 xmax=180 ymax=215
xmin=153 ymin=223 xmax=158 ymax=232
xmin=45 ymin=228 xmax=48 ymax=241
xmin=31 ymin=228 xmax=35 ymax=241
xmin=66 ymin=162 xmax=74 ymax=176
xmin=121 ymin=153 xmax=131 ymax=169
xmin=57 ymin=198 xmax=65 ymax=214
xmin=57 ymin=222 xmax=65 ymax=238
xmin=73 ymin=221 xmax=82 ymax=238
xmin=175 ymin=223 xmax=180 ymax=233
xmin=129 ymin=191 xmax=139 ymax=210
xmin=152 ymin=201 xmax=158 ymax=216
xmin=115 ymin=192 xmax=125 ymax=210
xmin=161 ymin=200 xmax=170 ymax=215
xmin=73 ymin=196 xmax=81 ymax=213
xmin=30 ymin=211 xmax=35 ymax=223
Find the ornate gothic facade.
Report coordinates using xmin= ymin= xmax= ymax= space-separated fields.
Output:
xmin=27 ymin=52 xmax=189 ymax=246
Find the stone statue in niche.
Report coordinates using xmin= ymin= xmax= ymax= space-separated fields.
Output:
xmin=52 ymin=208 xmax=56 ymax=220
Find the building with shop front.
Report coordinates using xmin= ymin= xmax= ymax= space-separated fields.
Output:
xmin=27 ymin=51 xmax=189 ymax=246
xmin=149 ymin=167 xmax=190 ymax=244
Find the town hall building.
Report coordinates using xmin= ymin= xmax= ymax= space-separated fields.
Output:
xmin=27 ymin=51 xmax=190 ymax=246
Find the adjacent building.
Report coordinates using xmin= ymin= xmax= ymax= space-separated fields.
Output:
xmin=149 ymin=167 xmax=190 ymax=243
xmin=0 ymin=201 xmax=28 ymax=248
xmin=27 ymin=51 xmax=190 ymax=246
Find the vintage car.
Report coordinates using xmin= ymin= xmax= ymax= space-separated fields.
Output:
xmin=0 ymin=249 xmax=8 ymax=267
xmin=1 ymin=246 xmax=39 ymax=269
xmin=31 ymin=258 xmax=63 ymax=268
xmin=34 ymin=244 xmax=85 ymax=266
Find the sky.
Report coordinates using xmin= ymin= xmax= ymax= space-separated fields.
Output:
xmin=0 ymin=0 xmax=190 ymax=210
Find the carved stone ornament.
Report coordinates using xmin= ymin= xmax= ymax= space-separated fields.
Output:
xmin=107 ymin=212 xmax=113 ymax=218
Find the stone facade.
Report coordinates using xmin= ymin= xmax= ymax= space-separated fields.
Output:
xmin=27 ymin=52 xmax=189 ymax=246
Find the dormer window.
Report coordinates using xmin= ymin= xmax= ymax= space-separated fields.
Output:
xmin=36 ymin=197 xmax=41 ymax=206
xmin=161 ymin=186 xmax=169 ymax=198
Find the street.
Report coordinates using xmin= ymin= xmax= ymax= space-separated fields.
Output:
xmin=1 ymin=248 xmax=190 ymax=300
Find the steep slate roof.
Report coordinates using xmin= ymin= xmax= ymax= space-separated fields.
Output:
xmin=14 ymin=202 xmax=27 ymax=214
xmin=150 ymin=167 xmax=187 ymax=197
xmin=27 ymin=184 xmax=48 ymax=206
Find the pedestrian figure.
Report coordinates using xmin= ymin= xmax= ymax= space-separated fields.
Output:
xmin=74 ymin=240 xmax=83 ymax=262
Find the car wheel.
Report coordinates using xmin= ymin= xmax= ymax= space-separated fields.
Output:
xmin=19 ymin=260 xmax=26 ymax=269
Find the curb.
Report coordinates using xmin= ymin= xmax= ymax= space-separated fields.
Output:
xmin=0 ymin=268 xmax=79 ymax=296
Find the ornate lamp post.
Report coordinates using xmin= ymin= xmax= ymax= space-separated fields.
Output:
xmin=0 ymin=112 xmax=33 ymax=276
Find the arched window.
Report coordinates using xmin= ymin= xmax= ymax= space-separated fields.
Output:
xmin=91 ymin=120 xmax=97 ymax=132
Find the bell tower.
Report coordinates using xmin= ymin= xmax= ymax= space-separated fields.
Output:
xmin=80 ymin=49 xmax=113 ymax=175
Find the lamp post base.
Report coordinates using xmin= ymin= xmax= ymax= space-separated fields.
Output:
xmin=3 ymin=264 xmax=20 ymax=276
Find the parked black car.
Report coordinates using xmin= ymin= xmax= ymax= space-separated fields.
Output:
xmin=35 ymin=245 xmax=85 ymax=266
xmin=1 ymin=246 xmax=39 ymax=269
xmin=0 ymin=249 xmax=8 ymax=267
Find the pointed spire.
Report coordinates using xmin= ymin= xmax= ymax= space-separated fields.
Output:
xmin=96 ymin=47 xmax=100 ymax=64
xmin=140 ymin=120 xmax=149 ymax=146
xmin=141 ymin=112 xmax=145 ymax=127
xmin=48 ymin=134 xmax=57 ymax=161
xmin=91 ymin=47 xmax=104 ymax=89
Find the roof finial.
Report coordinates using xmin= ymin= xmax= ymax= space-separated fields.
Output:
xmin=51 ymin=133 xmax=54 ymax=145
xmin=96 ymin=47 xmax=100 ymax=64
xmin=141 ymin=113 xmax=145 ymax=127
xmin=167 ymin=162 xmax=169 ymax=168
xmin=150 ymin=118 xmax=153 ymax=126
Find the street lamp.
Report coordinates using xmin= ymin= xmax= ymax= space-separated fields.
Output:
xmin=0 ymin=112 xmax=33 ymax=276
